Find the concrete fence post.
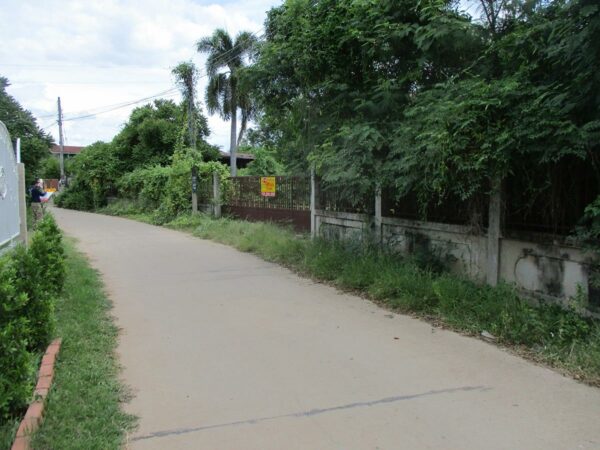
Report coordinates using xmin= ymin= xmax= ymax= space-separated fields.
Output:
xmin=213 ymin=172 xmax=221 ymax=219
xmin=486 ymin=177 xmax=502 ymax=286
xmin=310 ymin=168 xmax=319 ymax=238
xmin=191 ymin=166 xmax=198 ymax=214
xmin=374 ymin=184 xmax=382 ymax=244
xmin=17 ymin=163 xmax=27 ymax=245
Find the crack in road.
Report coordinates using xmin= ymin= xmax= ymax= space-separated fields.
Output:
xmin=132 ymin=385 xmax=490 ymax=442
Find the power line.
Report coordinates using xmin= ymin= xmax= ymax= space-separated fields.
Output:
xmin=61 ymin=34 xmax=263 ymax=123
xmin=63 ymin=88 xmax=179 ymax=122
xmin=12 ymin=80 xmax=171 ymax=86
xmin=0 ymin=63 xmax=168 ymax=70
xmin=40 ymin=120 xmax=57 ymax=130
xmin=32 ymin=29 xmax=266 ymax=124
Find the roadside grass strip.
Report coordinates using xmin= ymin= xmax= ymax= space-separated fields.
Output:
xmin=30 ymin=239 xmax=136 ymax=450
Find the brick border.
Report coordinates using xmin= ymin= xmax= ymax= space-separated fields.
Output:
xmin=11 ymin=338 xmax=62 ymax=450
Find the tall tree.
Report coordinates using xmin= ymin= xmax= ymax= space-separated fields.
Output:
xmin=111 ymin=99 xmax=209 ymax=173
xmin=197 ymin=29 xmax=257 ymax=176
xmin=0 ymin=76 xmax=53 ymax=184
xmin=172 ymin=62 xmax=199 ymax=150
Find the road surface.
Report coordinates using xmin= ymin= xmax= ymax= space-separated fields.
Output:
xmin=52 ymin=207 xmax=600 ymax=450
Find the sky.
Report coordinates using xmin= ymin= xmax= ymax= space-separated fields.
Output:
xmin=0 ymin=0 xmax=281 ymax=151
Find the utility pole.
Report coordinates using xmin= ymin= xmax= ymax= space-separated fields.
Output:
xmin=57 ymin=97 xmax=65 ymax=180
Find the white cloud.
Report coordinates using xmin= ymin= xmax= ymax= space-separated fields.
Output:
xmin=0 ymin=0 xmax=280 ymax=150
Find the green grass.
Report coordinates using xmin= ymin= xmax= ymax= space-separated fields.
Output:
xmin=78 ymin=202 xmax=600 ymax=386
xmin=30 ymin=239 xmax=136 ymax=449
xmin=0 ymin=420 xmax=20 ymax=450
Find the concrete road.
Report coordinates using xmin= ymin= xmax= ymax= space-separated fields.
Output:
xmin=52 ymin=207 xmax=600 ymax=450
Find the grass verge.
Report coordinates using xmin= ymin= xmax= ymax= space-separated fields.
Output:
xmin=0 ymin=420 xmax=20 ymax=450
xmin=97 ymin=203 xmax=600 ymax=386
xmin=30 ymin=238 xmax=136 ymax=449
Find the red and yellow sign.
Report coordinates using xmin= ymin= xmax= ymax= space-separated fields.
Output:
xmin=260 ymin=177 xmax=276 ymax=197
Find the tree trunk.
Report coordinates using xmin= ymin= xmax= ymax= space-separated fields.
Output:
xmin=230 ymin=89 xmax=238 ymax=177
xmin=188 ymin=93 xmax=196 ymax=150
xmin=237 ymin=112 xmax=247 ymax=148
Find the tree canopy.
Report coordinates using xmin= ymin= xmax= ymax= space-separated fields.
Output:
xmin=0 ymin=77 xmax=53 ymax=184
xmin=197 ymin=29 xmax=258 ymax=175
xmin=245 ymin=0 xmax=599 ymax=231
xmin=111 ymin=99 xmax=209 ymax=173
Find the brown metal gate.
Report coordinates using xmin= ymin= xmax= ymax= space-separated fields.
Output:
xmin=223 ymin=176 xmax=310 ymax=232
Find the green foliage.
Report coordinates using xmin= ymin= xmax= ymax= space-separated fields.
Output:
xmin=576 ymin=196 xmax=600 ymax=252
xmin=30 ymin=214 xmax=65 ymax=298
xmin=172 ymin=62 xmax=201 ymax=150
xmin=238 ymin=146 xmax=285 ymax=176
xmin=111 ymin=147 xmax=229 ymax=225
xmin=247 ymin=0 xmax=479 ymax=177
xmin=112 ymin=99 xmax=208 ymax=173
xmin=12 ymin=215 xmax=64 ymax=352
xmin=55 ymin=142 xmax=119 ymax=210
xmin=0 ymin=215 xmax=65 ymax=423
xmin=117 ymin=165 xmax=172 ymax=211
xmin=0 ymin=77 xmax=53 ymax=185
xmin=56 ymin=97 xmax=217 ymax=212
xmin=197 ymin=29 xmax=258 ymax=160
xmin=247 ymin=0 xmax=599 ymax=225
xmin=574 ymin=195 xmax=600 ymax=291
xmin=0 ymin=256 xmax=34 ymax=421
xmin=40 ymin=157 xmax=61 ymax=180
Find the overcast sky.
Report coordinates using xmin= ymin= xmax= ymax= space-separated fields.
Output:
xmin=0 ymin=0 xmax=280 ymax=151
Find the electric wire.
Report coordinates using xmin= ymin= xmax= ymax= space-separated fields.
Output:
xmin=29 ymin=28 xmax=265 ymax=124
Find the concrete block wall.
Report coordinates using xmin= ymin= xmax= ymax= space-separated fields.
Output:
xmin=313 ymin=209 xmax=596 ymax=310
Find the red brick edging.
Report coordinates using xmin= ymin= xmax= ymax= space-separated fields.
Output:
xmin=11 ymin=338 xmax=62 ymax=450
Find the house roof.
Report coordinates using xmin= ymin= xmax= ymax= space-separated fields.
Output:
xmin=219 ymin=151 xmax=255 ymax=161
xmin=50 ymin=144 xmax=84 ymax=155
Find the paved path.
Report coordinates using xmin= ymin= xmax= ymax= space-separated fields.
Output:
xmin=53 ymin=208 xmax=600 ymax=450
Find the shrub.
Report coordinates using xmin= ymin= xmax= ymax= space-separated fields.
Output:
xmin=117 ymin=165 xmax=171 ymax=210
xmin=0 ymin=214 xmax=65 ymax=421
xmin=12 ymin=215 xmax=64 ymax=352
xmin=31 ymin=215 xmax=65 ymax=297
xmin=0 ymin=255 xmax=34 ymax=420
xmin=55 ymin=180 xmax=94 ymax=211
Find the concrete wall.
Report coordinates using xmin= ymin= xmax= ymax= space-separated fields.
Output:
xmin=499 ymin=236 xmax=592 ymax=302
xmin=0 ymin=121 xmax=24 ymax=254
xmin=314 ymin=209 xmax=597 ymax=310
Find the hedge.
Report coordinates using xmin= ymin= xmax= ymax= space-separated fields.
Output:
xmin=0 ymin=215 xmax=65 ymax=420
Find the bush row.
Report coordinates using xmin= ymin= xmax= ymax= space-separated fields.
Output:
xmin=56 ymin=147 xmax=230 ymax=225
xmin=0 ymin=215 xmax=65 ymax=420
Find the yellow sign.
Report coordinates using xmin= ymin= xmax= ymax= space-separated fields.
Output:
xmin=260 ymin=177 xmax=276 ymax=197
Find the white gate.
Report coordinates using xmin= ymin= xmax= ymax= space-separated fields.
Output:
xmin=0 ymin=121 xmax=21 ymax=253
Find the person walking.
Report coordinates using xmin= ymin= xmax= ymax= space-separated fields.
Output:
xmin=30 ymin=178 xmax=46 ymax=226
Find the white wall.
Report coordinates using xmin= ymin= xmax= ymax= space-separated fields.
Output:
xmin=0 ymin=121 xmax=21 ymax=253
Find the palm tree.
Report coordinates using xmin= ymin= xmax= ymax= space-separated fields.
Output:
xmin=172 ymin=61 xmax=199 ymax=150
xmin=197 ymin=29 xmax=257 ymax=176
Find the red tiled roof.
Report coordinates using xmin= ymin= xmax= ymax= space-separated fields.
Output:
xmin=50 ymin=145 xmax=84 ymax=155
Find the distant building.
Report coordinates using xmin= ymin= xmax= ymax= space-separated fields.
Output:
xmin=218 ymin=151 xmax=255 ymax=169
xmin=49 ymin=144 xmax=84 ymax=159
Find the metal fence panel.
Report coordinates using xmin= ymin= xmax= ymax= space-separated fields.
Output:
xmin=226 ymin=176 xmax=310 ymax=210
xmin=222 ymin=176 xmax=311 ymax=231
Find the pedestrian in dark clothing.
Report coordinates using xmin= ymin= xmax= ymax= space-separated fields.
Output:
xmin=30 ymin=178 xmax=46 ymax=226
